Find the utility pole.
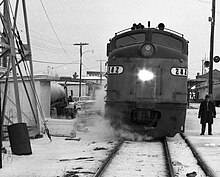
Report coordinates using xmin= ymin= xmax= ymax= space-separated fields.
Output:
xmin=21 ymin=0 xmax=39 ymax=130
xmin=22 ymin=0 xmax=33 ymax=75
xmin=97 ymin=60 xmax=105 ymax=84
xmin=208 ymin=0 xmax=216 ymax=97
xmin=73 ymin=42 xmax=89 ymax=97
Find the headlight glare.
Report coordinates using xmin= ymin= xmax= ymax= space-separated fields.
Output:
xmin=138 ymin=69 xmax=154 ymax=81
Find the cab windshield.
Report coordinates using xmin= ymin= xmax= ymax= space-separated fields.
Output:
xmin=115 ymin=33 xmax=145 ymax=48
xmin=152 ymin=33 xmax=183 ymax=51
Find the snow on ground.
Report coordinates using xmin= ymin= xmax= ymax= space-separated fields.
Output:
xmin=184 ymin=103 xmax=220 ymax=176
xmin=103 ymin=141 xmax=166 ymax=177
xmin=1 ymin=102 xmax=220 ymax=177
xmin=0 ymin=116 xmax=117 ymax=177
xmin=167 ymin=134 xmax=206 ymax=177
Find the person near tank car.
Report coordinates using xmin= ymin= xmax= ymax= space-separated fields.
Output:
xmin=198 ymin=95 xmax=216 ymax=135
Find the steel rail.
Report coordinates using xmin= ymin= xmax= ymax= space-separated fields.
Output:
xmin=93 ymin=140 xmax=124 ymax=177
xmin=162 ymin=138 xmax=175 ymax=177
xmin=180 ymin=133 xmax=216 ymax=177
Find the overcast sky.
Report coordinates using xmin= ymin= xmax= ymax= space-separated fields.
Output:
xmin=13 ymin=0 xmax=220 ymax=78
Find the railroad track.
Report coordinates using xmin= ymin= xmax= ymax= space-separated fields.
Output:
xmin=93 ymin=140 xmax=124 ymax=177
xmin=93 ymin=138 xmax=175 ymax=177
xmin=180 ymin=133 xmax=216 ymax=177
xmin=93 ymin=133 xmax=216 ymax=177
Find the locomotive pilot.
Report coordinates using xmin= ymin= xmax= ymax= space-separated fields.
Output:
xmin=198 ymin=95 xmax=216 ymax=135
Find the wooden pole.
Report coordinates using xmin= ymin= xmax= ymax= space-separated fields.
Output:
xmin=79 ymin=45 xmax=82 ymax=97
xmin=97 ymin=60 xmax=105 ymax=84
xmin=21 ymin=0 xmax=33 ymax=75
xmin=73 ymin=43 xmax=89 ymax=97
xmin=0 ymin=69 xmax=2 ymax=169
xmin=21 ymin=0 xmax=39 ymax=130
xmin=208 ymin=0 xmax=216 ymax=97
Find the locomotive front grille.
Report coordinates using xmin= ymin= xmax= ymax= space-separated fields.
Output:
xmin=130 ymin=109 xmax=161 ymax=127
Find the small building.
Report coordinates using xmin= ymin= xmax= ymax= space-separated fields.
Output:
xmin=0 ymin=75 xmax=58 ymax=137
xmin=195 ymin=69 xmax=220 ymax=100
xmin=196 ymin=69 xmax=220 ymax=86
xmin=85 ymin=71 xmax=106 ymax=84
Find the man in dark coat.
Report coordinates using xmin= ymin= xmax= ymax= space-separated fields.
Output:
xmin=198 ymin=95 xmax=216 ymax=135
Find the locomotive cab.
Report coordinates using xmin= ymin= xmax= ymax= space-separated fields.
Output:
xmin=105 ymin=23 xmax=188 ymax=138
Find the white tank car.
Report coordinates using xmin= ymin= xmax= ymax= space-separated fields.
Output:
xmin=51 ymin=82 xmax=66 ymax=103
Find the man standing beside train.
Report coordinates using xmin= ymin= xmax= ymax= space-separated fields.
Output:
xmin=198 ymin=95 xmax=216 ymax=135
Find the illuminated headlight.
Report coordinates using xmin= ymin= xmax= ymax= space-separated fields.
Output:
xmin=138 ymin=69 xmax=155 ymax=81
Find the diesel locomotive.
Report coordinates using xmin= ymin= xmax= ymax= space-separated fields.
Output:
xmin=105 ymin=23 xmax=189 ymax=138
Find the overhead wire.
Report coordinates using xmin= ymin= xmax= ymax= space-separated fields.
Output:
xmin=32 ymin=59 xmax=79 ymax=65
xmin=18 ymin=29 xmax=73 ymax=49
xmin=39 ymin=0 xmax=73 ymax=62
xmin=0 ymin=0 xmax=4 ymax=6
xmin=198 ymin=0 xmax=211 ymax=4
xmin=30 ymin=41 xmax=73 ymax=53
xmin=16 ymin=29 xmax=70 ymax=49
xmin=197 ymin=0 xmax=220 ymax=14
xmin=16 ymin=25 xmax=75 ymax=56
xmin=34 ymin=63 xmax=70 ymax=74
xmin=8 ymin=1 xmax=94 ymax=73
xmin=16 ymin=22 xmax=73 ymax=46
xmin=189 ymin=60 xmax=202 ymax=64
xmin=15 ymin=29 xmax=77 ymax=57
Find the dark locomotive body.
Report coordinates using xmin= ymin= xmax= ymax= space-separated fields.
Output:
xmin=105 ymin=24 xmax=189 ymax=138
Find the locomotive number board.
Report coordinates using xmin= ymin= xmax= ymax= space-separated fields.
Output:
xmin=171 ymin=67 xmax=188 ymax=77
xmin=107 ymin=66 xmax=124 ymax=74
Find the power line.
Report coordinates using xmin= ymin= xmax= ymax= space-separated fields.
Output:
xmin=82 ymin=63 xmax=89 ymax=69
xmin=30 ymin=32 xmax=72 ymax=46
xmin=32 ymin=60 xmax=79 ymax=65
xmin=189 ymin=60 xmax=202 ymax=64
xmin=30 ymin=40 xmax=73 ymax=51
xmin=17 ymin=22 xmax=73 ymax=46
xmin=32 ymin=46 xmax=68 ymax=54
xmin=198 ymin=0 xmax=211 ymax=4
xmin=35 ymin=62 xmax=78 ymax=73
xmin=197 ymin=0 xmax=220 ymax=14
xmin=39 ymin=0 xmax=72 ymax=62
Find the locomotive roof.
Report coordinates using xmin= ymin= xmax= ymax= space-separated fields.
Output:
xmin=113 ymin=27 xmax=186 ymax=42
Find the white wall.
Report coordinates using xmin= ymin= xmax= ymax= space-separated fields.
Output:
xmin=0 ymin=76 xmax=52 ymax=137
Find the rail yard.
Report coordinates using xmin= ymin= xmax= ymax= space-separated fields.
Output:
xmin=0 ymin=104 xmax=219 ymax=177
xmin=1 ymin=0 xmax=220 ymax=177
